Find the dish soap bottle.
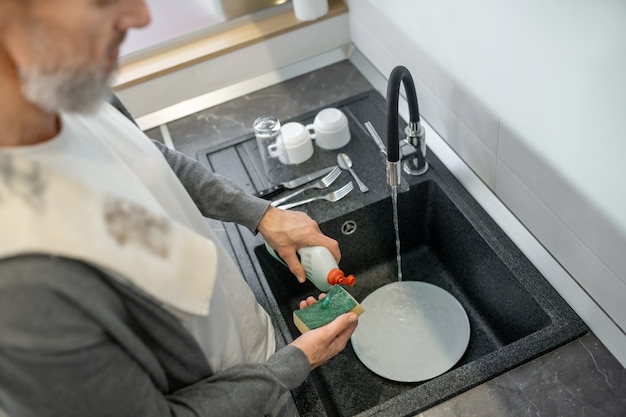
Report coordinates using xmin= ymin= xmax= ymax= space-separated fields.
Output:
xmin=265 ymin=243 xmax=356 ymax=291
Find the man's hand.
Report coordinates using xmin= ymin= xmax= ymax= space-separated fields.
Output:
xmin=257 ymin=206 xmax=340 ymax=283
xmin=290 ymin=294 xmax=358 ymax=370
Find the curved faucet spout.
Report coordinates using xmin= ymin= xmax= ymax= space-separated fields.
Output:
xmin=385 ymin=66 xmax=428 ymax=182
xmin=386 ymin=66 xmax=420 ymax=163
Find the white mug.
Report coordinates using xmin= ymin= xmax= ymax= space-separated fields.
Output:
xmin=268 ymin=122 xmax=314 ymax=165
xmin=293 ymin=0 xmax=329 ymax=21
xmin=307 ymin=108 xmax=351 ymax=150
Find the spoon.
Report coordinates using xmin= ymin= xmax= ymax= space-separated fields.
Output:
xmin=337 ymin=153 xmax=369 ymax=193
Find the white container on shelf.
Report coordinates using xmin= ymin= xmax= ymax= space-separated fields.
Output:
xmin=293 ymin=0 xmax=329 ymax=21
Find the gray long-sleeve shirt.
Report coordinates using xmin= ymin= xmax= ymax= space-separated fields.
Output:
xmin=0 ymin=141 xmax=310 ymax=416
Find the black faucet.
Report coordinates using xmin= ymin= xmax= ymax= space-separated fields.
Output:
xmin=364 ymin=66 xmax=429 ymax=186
xmin=385 ymin=66 xmax=428 ymax=186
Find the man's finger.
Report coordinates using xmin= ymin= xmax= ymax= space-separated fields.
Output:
xmin=280 ymin=251 xmax=306 ymax=283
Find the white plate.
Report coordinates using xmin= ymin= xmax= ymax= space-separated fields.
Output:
xmin=351 ymin=281 xmax=470 ymax=382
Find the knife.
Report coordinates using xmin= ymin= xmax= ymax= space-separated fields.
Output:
xmin=254 ymin=166 xmax=335 ymax=199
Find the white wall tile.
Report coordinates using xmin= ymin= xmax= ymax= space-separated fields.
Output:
xmin=496 ymin=160 xmax=626 ymax=334
xmin=419 ymin=86 xmax=497 ymax=190
xmin=498 ymin=124 xmax=626 ymax=287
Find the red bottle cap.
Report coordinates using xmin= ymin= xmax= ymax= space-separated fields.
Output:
xmin=327 ymin=268 xmax=356 ymax=286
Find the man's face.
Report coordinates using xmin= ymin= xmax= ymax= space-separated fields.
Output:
xmin=7 ymin=0 xmax=150 ymax=113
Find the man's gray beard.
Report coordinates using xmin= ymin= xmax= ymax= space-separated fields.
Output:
xmin=19 ymin=67 xmax=113 ymax=114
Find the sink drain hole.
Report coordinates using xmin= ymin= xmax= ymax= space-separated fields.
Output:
xmin=341 ymin=220 xmax=357 ymax=236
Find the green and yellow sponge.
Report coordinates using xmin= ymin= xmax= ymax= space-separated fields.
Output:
xmin=293 ymin=285 xmax=364 ymax=333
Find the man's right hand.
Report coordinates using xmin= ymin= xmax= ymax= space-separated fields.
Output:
xmin=289 ymin=295 xmax=359 ymax=370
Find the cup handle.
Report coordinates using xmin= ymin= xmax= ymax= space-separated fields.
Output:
xmin=306 ymin=124 xmax=316 ymax=140
xmin=269 ymin=143 xmax=290 ymax=164
xmin=268 ymin=144 xmax=281 ymax=158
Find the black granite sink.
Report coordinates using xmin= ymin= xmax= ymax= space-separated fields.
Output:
xmin=255 ymin=170 xmax=586 ymax=416
xmin=197 ymin=89 xmax=587 ymax=417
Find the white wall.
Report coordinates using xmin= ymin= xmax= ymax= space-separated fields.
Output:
xmin=346 ymin=0 xmax=626 ymax=365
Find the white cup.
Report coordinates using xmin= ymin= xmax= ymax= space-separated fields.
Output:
xmin=269 ymin=122 xmax=314 ymax=165
xmin=307 ymin=108 xmax=351 ymax=150
xmin=293 ymin=0 xmax=329 ymax=21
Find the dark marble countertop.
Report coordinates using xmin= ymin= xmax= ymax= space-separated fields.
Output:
xmin=145 ymin=61 xmax=625 ymax=416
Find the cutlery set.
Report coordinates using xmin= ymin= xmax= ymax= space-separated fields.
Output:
xmin=257 ymin=153 xmax=367 ymax=209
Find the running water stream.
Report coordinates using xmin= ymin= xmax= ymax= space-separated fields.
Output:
xmin=391 ymin=185 xmax=403 ymax=281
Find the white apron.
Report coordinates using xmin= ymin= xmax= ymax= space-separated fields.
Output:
xmin=0 ymin=103 xmax=275 ymax=372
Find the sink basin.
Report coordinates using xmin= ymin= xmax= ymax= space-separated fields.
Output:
xmin=255 ymin=178 xmax=586 ymax=416
xmin=196 ymin=89 xmax=586 ymax=416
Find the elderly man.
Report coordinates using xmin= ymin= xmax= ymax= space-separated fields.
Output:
xmin=0 ymin=1 xmax=358 ymax=416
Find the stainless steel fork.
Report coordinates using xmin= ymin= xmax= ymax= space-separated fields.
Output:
xmin=277 ymin=182 xmax=354 ymax=210
xmin=271 ymin=166 xmax=342 ymax=206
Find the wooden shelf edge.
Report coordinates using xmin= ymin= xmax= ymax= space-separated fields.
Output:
xmin=114 ymin=0 xmax=348 ymax=91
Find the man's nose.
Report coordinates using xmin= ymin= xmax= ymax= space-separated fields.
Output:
xmin=117 ymin=0 xmax=151 ymax=32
